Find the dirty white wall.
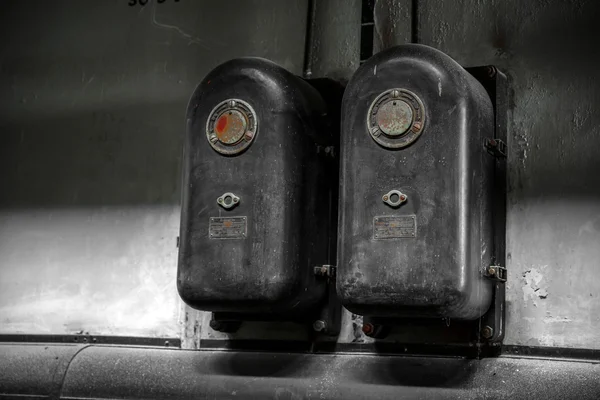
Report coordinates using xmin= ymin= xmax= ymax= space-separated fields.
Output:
xmin=0 ymin=0 xmax=308 ymax=339
xmin=419 ymin=0 xmax=600 ymax=350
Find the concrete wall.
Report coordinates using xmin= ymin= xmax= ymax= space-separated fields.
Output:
xmin=0 ymin=0 xmax=308 ymax=338
xmin=416 ymin=0 xmax=600 ymax=349
xmin=369 ymin=0 xmax=600 ymax=350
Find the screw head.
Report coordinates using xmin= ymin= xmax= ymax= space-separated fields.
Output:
xmin=244 ymin=130 xmax=255 ymax=141
xmin=312 ymin=320 xmax=327 ymax=332
xmin=383 ymin=195 xmax=389 ymax=201
xmin=482 ymin=325 xmax=494 ymax=339
xmin=400 ymin=195 xmax=406 ymax=201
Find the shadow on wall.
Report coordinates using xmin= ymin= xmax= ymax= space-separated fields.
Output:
xmin=0 ymin=103 xmax=184 ymax=208
xmin=202 ymin=351 xmax=475 ymax=388
xmin=0 ymin=0 xmax=309 ymax=209
xmin=417 ymin=0 xmax=600 ymax=204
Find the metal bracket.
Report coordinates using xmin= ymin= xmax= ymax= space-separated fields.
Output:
xmin=382 ymin=189 xmax=407 ymax=208
xmin=312 ymin=264 xmax=341 ymax=337
xmin=217 ymin=192 xmax=240 ymax=209
xmin=314 ymin=265 xmax=336 ymax=278
xmin=485 ymin=265 xmax=507 ymax=282
xmin=485 ymin=138 xmax=507 ymax=158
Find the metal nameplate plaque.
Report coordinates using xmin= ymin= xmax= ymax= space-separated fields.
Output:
xmin=209 ymin=216 xmax=247 ymax=239
xmin=373 ymin=215 xmax=416 ymax=239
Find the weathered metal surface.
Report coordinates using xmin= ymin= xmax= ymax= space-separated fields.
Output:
xmin=215 ymin=111 xmax=247 ymax=144
xmin=216 ymin=192 xmax=241 ymax=210
xmin=208 ymin=216 xmax=247 ymax=240
xmin=367 ymin=88 xmax=426 ymax=148
xmin=373 ymin=0 xmax=412 ymax=53
xmin=0 ymin=334 xmax=180 ymax=347
xmin=2 ymin=0 xmax=596 ymax=359
xmin=376 ymin=100 xmax=413 ymax=135
xmin=304 ymin=0 xmax=361 ymax=81
xmin=0 ymin=343 xmax=88 ymax=399
xmin=381 ymin=189 xmax=408 ymax=208
xmin=338 ymin=44 xmax=495 ymax=320
xmin=178 ymin=58 xmax=334 ymax=317
xmin=373 ymin=215 xmax=416 ymax=239
xmin=3 ymin=344 xmax=599 ymax=399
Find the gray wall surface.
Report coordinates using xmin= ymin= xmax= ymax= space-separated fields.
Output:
xmin=1 ymin=0 xmax=599 ymax=351
xmin=0 ymin=0 xmax=309 ymax=338
xmin=415 ymin=0 xmax=600 ymax=349
xmin=373 ymin=0 xmax=600 ymax=350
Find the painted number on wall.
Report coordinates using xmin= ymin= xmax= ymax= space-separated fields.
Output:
xmin=129 ymin=0 xmax=179 ymax=6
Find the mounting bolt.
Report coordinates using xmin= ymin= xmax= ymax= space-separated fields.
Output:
xmin=209 ymin=320 xmax=223 ymax=331
xmin=313 ymin=320 xmax=327 ymax=332
xmin=244 ymin=130 xmax=255 ymax=141
xmin=362 ymin=323 xmax=374 ymax=335
xmin=481 ymin=325 xmax=494 ymax=339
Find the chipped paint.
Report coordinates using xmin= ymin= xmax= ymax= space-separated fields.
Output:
xmin=522 ymin=268 xmax=549 ymax=302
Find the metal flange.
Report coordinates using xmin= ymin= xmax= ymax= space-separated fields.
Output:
xmin=206 ymin=99 xmax=258 ymax=155
xmin=367 ymin=88 xmax=425 ymax=149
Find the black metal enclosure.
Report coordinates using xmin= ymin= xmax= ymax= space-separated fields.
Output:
xmin=3 ymin=0 xmax=600 ymax=398
xmin=338 ymin=44 xmax=496 ymax=320
xmin=178 ymin=58 xmax=336 ymax=317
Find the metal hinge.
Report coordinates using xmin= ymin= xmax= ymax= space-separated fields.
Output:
xmin=485 ymin=265 xmax=507 ymax=282
xmin=485 ymin=138 xmax=507 ymax=158
xmin=314 ymin=265 xmax=336 ymax=278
